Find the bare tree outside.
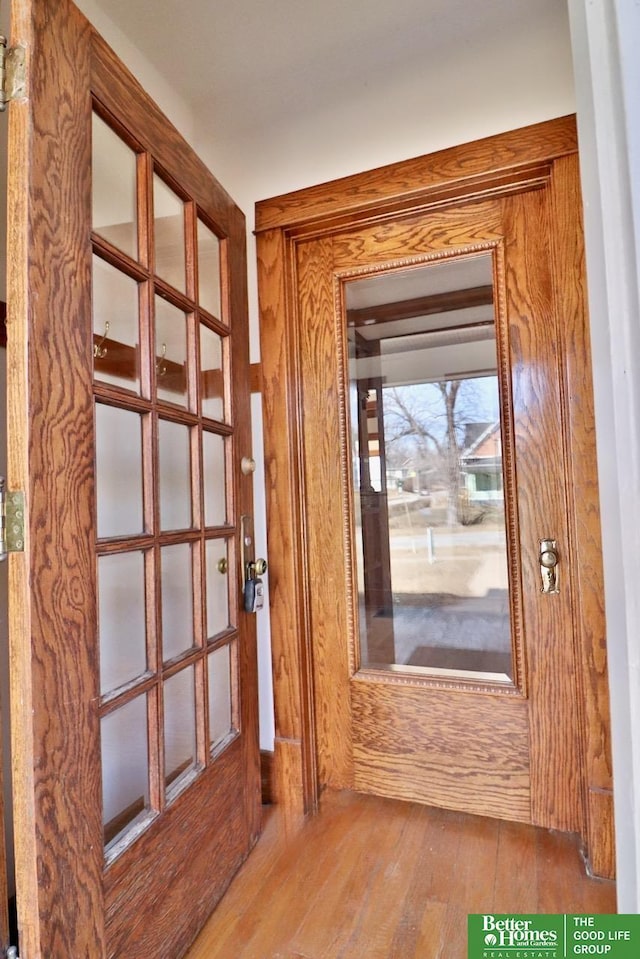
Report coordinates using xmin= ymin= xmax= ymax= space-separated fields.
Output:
xmin=384 ymin=378 xmax=495 ymax=525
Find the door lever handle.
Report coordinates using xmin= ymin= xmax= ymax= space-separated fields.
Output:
xmin=539 ymin=538 xmax=560 ymax=594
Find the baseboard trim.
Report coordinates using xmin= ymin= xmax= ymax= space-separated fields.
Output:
xmin=260 ymin=749 xmax=274 ymax=805
xmin=585 ymin=787 xmax=616 ymax=880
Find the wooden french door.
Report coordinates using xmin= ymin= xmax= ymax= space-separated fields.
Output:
xmin=291 ymin=180 xmax=589 ymax=833
xmin=6 ymin=1 xmax=260 ymax=956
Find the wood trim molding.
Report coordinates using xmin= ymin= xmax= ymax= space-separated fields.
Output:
xmin=260 ymin=749 xmax=274 ymax=804
xmin=257 ymin=115 xmax=614 ymax=877
xmin=548 ymin=153 xmax=615 ymax=879
xmin=8 ymin=2 xmax=107 ymax=954
xmin=257 ymin=227 xmax=317 ymax=817
xmin=250 ymin=362 xmax=263 ymax=394
xmin=255 ymin=115 xmax=577 ymax=235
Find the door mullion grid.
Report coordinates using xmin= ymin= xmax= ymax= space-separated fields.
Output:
xmin=186 ymin=198 xmax=210 ymax=769
xmin=150 ymin=184 xmax=210 ymax=790
xmin=184 ymin=197 xmax=198 ymax=306
xmin=91 ymin=127 xmax=161 ymax=830
xmin=136 ymin=150 xmax=152 ymax=275
xmin=143 ymin=146 xmax=167 ymax=815
xmin=215 ymin=243 xmax=238 ymax=739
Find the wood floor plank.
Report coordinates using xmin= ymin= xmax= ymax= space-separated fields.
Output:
xmin=235 ymin=795 xmax=375 ymax=959
xmin=536 ymin=827 xmax=616 ymax=914
xmin=447 ymin=811 xmax=500 ymax=915
xmin=293 ymin=798 xmax=413 ymax=957
xmin=407 ymin=900 xmax=449 ymax=959
xmin=187 ymin=797 xmax=362 ymax=959
xmin=493 ymin=819 xmax=540 ymax=912
xmin=385 ymin=804 xmax=463 ymax=957
xmin=312 ymin=800 xmax=427 ymax=958
xmin=187 ymin=790 xmax=617 ymax=959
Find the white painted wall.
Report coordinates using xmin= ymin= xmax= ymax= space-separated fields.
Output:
xmin=194 ymin=1 xmax=576 ymax=372
xmin=196 ymin=7 xmax=576 ymax=212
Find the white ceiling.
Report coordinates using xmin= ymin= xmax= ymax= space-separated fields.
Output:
xmin=89 ymin=0 xmax=567 ymax=144
xmin=0 ymin=0 xmax=573 ymax=298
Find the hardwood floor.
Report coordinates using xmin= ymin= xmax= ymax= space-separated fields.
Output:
xmin=186 ymin=790 xmax=616 ymax=959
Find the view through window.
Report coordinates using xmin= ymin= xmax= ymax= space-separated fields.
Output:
xmin=347 ymin=253 xmax=513 ymax=682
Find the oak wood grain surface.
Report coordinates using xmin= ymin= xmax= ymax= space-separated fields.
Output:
xmin=351 ymin=681 xmax=530 ymax=822
xmin=295 ymin=194 xmax=572 ymax=826
xmin=187 ymin=790 xmax=616 ymax=959
xmin=257 ymin=116 xmax=613 ymax=877
xmin=255 ymin=116 xmax=577 ymax=234
xmin=7 ymin=0 xmax=260 ymax=956
xmin=8 ymin=1 xmax=106 ymax=956
xmin=296 ymin=236 xmax=354 ymax=791
xmin=258 ymin=227 xmax=315 ymax=814
xmin=548 ymin=155 xmax=614 ymax=878
xmin=501 ymin=187 xmax=584 ymax=835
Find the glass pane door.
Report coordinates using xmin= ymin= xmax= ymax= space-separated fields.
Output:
xmin=347 ymin=253 xmax=514 ymax=683
xmin=91 ymin=108 xmax=238 ymax=858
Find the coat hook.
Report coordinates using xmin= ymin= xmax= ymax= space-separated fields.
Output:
xmin=157 ymin=342 xmax=167 ymax=377
xmin=93 ymin=321 xmax=110 ymax=359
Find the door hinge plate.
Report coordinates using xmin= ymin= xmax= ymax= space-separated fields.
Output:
xmin=0 ymin=478 xmax=25 ymax=560
xmin=0 ymin=35 xmax=26 ymax=111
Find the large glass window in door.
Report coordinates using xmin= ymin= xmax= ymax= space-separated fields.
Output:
xmin=347 ymin=253 xmax=515 ymax=683
xmin=91 ymin=109 xmax=238 ymax=858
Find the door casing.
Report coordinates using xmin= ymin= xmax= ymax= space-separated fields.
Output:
xmin=256 ymin=114 xmax=615 ymax=879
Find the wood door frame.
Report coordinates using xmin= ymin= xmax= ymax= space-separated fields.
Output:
xmin=256 ymin=114 xmax=615 ymax=878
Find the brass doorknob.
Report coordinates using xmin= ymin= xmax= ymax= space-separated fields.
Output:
xmin=248 ymin=557 xmax=268 ymax=577
xmin=539 ymin=538 xmax=560 ymax=594
xmin=540 ymin=548 xmax=558 ymax=569
xmin=217 ymin=558 xmax=228 ymax=575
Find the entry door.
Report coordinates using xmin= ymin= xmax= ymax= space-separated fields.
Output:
xmin=6 ymin=1 xmax=260 ymax=956
xmin=296 ymin=190 xmax=585 ymax=833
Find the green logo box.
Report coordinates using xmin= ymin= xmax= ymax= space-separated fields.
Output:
xmin=468 ymin=914 xmax=640 ymax=959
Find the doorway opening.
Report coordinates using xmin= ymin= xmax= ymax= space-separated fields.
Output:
xmin=256 ymin=115 xmax=615 ymax=880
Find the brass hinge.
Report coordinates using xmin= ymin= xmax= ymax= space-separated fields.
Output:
xmin=0 ymin=477 xmax=25 ymax=560
xmin=0 ymin=34 xmax=26 ymax=111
